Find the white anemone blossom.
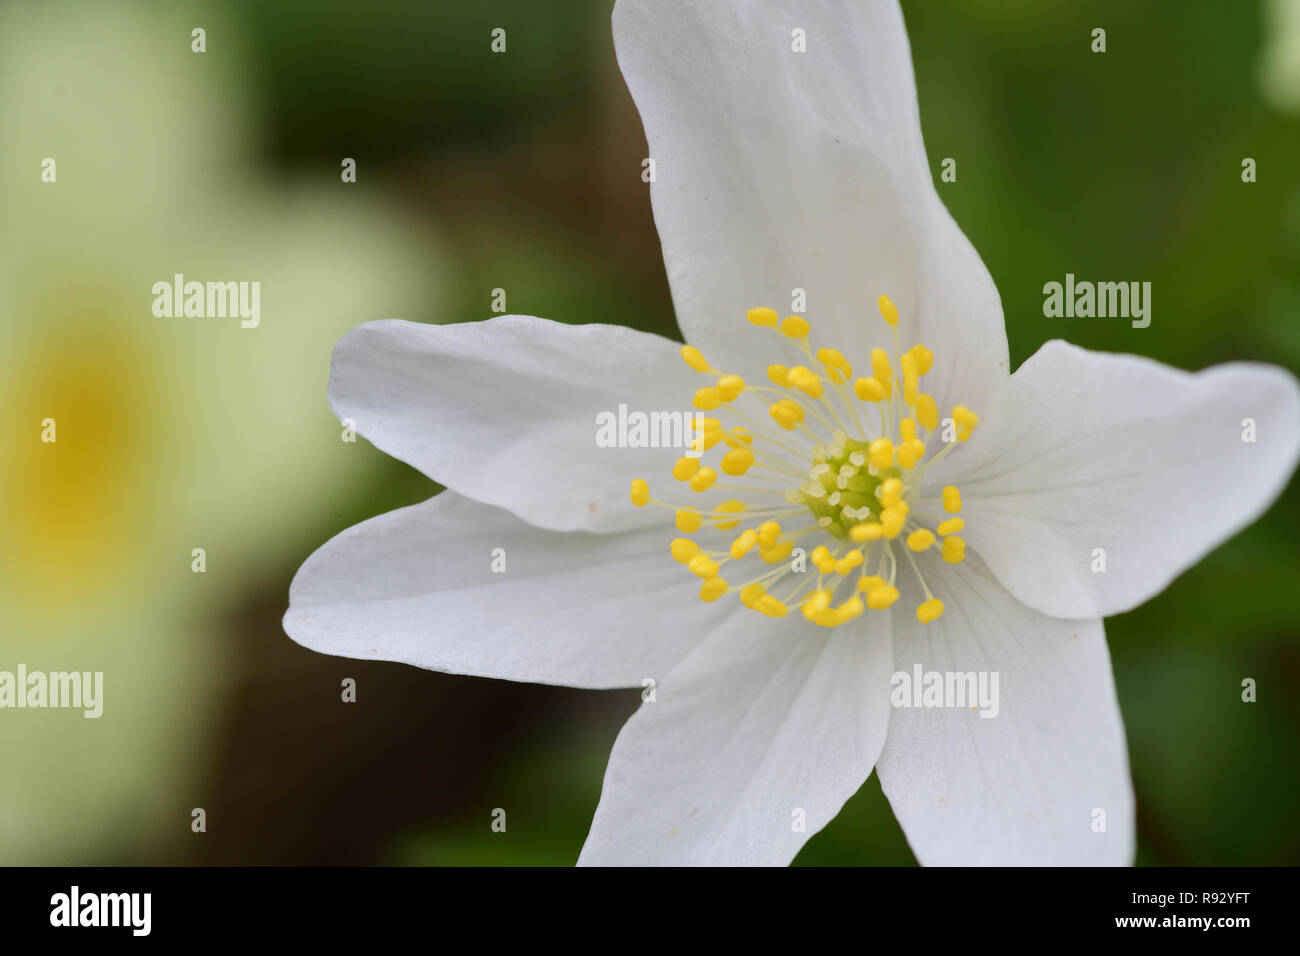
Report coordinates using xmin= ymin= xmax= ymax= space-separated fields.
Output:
xmin=285 ymin=0 xmax=1300 ymax=865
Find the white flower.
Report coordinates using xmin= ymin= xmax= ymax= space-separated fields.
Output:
xmin=285 ymin=0 xmax=1300 ymax=865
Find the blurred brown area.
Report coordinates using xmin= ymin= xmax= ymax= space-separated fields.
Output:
xmin=178 ymin=28 xmax=665 ymax=863
xmin=183 ymin=587 xmax=608 ymax=865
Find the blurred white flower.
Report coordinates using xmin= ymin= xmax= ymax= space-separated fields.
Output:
xmin=0 ymin=0 xmax=441 ymax=862
xmin=1260 ymin=0 xmax=1300 ymax=113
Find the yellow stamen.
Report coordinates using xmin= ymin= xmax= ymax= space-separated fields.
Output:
xmin=880 ymin=508 xmax=906 ymax=539
xmin=692 ymin=430 xmax=724 ymax=452
xmin=866 ymin=584 xmax=900 ymax=610
xmin=730 ymin=529 xmax=758 ymax=559
xmin=672 ymin=456 xmax=699 ymax=482
xmin=713 ymin=500 xmax=746 ymax=529
xmin=717 ymin=375 xmax=745 ymax=401
xmin=699 ymin=577 xmax=728 ymax=602
xmin=681 ymin=345 xmax=711 ymax=373
xmin=907 ymin=528 xmax=936 ymax=552
xmin=723 ymin=427 xmax=753 ymax=448
xmin=835 ymin=551 xmax=863 ymax=575
xmin=670 ymin=538 xmax=701 ymax=564
xmin=688 ymin=554 xmax=719 ymax=579
xmin=790 ymin=370 xmax=823 ymax=398
xmin=837 ymin=596 xmax=864 ymax=621
xmin=850 ymin=522 xmax=883 ymax=542
xmin=907 ymin=344 xmax=934 ymax=375
xmin=806 ymin=589 xmax=833 ymax=613
xmin=952 ymin=405 xmax=979 ymax=430
xmin=916 ymin=394 xmax=938 ymax=430
xmin=720 ymin=447 xmax=755 ymax=476
xmin=879 ymin=477 xmax=903 ymax=507
xmin=853 ymin=376 xmax=887 ymax=402
xmin=693 ymin=387 xmax=721 ymax=410
xmin=877 ymin=294 xmax=899 ymax=327
xmin=780 ymin=315 xmax=810 ymax=339
xmin=675 ymin=507 xmax=703 ymax=532
xmin=916 ymin=597 xmax=944 ymax=623
xmin=901 ymin=352 xmax=919 ymax=405
xmin=868 ymin=438 xmax=895 ymax=470
xmin=937 ymin=517 xmax=964 ymax=536
xmin=870 ymin=349 xmax=893 ymax=392
xmin=817 ymin=346 xmax=847 ymax=368
xmin=896 ymin=440 xmax=924 ymax=470
xmin=688 ymin=467 xmax=717 ymax=492
xmin=769 ymin=399 xmax=805 ymax=430
xmin=656 ymin=301 xmax=979 ymax=629
xmin=759 ymin=539 xmax=794 ymax=563
xmin=630 ymin=479 xmax=649 ymax=507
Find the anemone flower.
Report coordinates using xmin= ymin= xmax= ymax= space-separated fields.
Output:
xmin=286 ymin=0 xmax=1300 ymax=865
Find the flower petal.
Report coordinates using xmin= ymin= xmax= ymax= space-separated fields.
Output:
xmin=612 ymin=0 xmax=1008 ymax=411
xmin=578 ymin=609 xmax=894 ymax=865
xmin=284 ymin=490 xmax=722 ymax=689
xmin=329 ymin=316 xmax=703 ymax=533
xmin=949 ymin=340 xmax=1300 ymax=618
xmin=877 ymin=553 xmax=1134 ymax=865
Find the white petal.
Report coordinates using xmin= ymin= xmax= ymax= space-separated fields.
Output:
xmin=284 ymin=490 xmax=724 ymax=689
xmin=613 ymin=0 xmax=1008 ymax=411
xmin=949 ymin=340 xmax=1300 ymax=618
xmin=329 ymin=316 xmax=703 ymax=534
xmin=578 ymin=610 xmax=894 ymax=865
xmin=877 ymin=553 xmax=1134 ymax=865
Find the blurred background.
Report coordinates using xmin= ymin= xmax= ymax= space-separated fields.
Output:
xmin=0 ymin=0 xmax=1297 ymax=866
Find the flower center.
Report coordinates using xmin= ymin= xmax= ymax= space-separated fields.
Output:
xmin=799 ymin=435 xmax=886 ymax=539
xmin=630 ymin=296 xmax=979 ymax=628
xmin=1 ymin=282 xmax=161 ymax=610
